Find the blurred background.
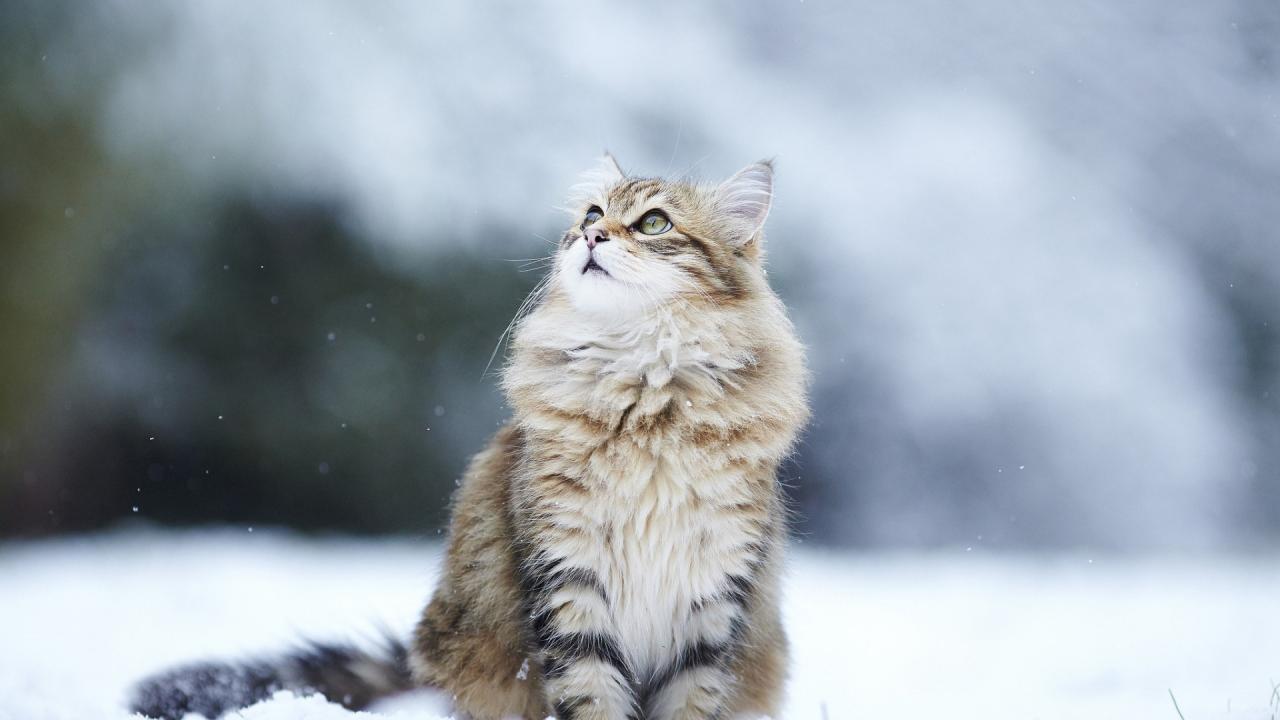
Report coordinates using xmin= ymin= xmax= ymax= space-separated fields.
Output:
xmin=2 ymin=0 xmax=1278 ymax=553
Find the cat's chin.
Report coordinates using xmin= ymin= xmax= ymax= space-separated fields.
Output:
xmin=564 ymin=284 xmax=650 ymax=322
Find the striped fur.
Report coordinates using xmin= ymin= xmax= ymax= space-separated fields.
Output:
xmin=128 ymin=158 xmax=807 ymax=720
xmin=129 ymin=637 xmax=413 ymax=720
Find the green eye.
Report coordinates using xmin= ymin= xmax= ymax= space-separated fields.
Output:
xmin=637 ymin=211 xmax=672 ymax=235
xmin=583 ymin=206 xmax=603 ymax=225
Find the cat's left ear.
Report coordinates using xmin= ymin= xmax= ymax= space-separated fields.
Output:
xmin=716 ymin=160 xmax=774 ymax=247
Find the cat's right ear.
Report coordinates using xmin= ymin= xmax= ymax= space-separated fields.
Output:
xmin=568 ymin=153 xmax=626 ymax=208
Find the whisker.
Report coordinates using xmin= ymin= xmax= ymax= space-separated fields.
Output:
xmin=680 ymin=153 xmax=713 ymax=183
xmin=484 ymin=267 xmax=555 ymax=378
xmin=664 ymin=120 xmax=684 ymax=178
xmin=531 ymin=232 xmax=561 ymax=248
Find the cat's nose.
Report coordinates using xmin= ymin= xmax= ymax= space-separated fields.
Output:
xmin=584 ymin=227 xmax=609 ymax=249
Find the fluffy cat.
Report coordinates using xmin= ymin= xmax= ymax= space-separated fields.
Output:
xmin=131 ymin=156 xmax=809 ymax=720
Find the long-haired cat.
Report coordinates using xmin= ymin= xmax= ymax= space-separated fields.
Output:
xmin=131 ymin=156 xmax=809 ymax=720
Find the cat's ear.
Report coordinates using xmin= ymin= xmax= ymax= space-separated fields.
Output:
xmin=598 ymin=152 xmax=626 ymax=182
xmin=569 ymin=153 xmax=627 ymax=208
xmin=716 ymin=160 xmax=773 ymax=246
xmin=582 ymin=152 xmax=626 ymax=187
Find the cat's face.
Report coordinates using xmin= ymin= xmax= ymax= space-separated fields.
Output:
xmin=553 ymin=156 xmax=774 ymax=320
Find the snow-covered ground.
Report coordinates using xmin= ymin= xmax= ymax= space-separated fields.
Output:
xmin=0 ymin=530 xmax=1275 ymax=720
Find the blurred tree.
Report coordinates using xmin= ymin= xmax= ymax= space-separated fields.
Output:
xmin=0 ymin=1 xmax=127 ymax=532
xmin=3 ymin=187 xmax=538 ymax=535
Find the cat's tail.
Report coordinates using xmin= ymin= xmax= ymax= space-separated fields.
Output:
xmin=128 ymin=634 xmax=414 ymax=720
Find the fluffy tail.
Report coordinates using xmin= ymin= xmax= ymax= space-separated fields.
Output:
xmin=129 ymin=635 xmax=414 ymax=720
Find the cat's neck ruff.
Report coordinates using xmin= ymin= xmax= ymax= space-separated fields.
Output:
xmin=514 ymin=298 xmax=750 ymax=390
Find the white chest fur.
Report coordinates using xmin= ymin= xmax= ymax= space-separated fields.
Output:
xmin=586 ymin=410 xmax=760 ymax=677
xmin=597 ymin=456 xmax=714 ymax=673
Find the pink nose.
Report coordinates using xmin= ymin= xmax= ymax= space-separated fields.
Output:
xmin=584 ymin=227 xmax=608 ymax=250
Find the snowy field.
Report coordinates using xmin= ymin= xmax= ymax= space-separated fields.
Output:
xmin=0 ymin=530 xmax=1276 ymax=720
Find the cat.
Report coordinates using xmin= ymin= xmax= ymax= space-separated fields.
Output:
xmin=130 ymin=155 xmax=809 ymax=720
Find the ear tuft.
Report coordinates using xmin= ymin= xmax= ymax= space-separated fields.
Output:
xmin=716 ymin=160 xmax=774 ymax=245
xmin=568 ymin=153 xmax=627 ymax=208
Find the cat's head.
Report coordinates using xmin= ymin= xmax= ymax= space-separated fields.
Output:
xmin=551 ymin=155 xmax=776 ymax=320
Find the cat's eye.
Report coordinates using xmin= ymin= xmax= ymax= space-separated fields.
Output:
xmin=636 ymin=211 xmax=672 ymax=235
xmin=583 ymin=206 xmax=603 ymax=225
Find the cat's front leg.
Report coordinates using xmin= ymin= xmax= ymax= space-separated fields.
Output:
xmin=525 ymin=557 xmax=637 ymax=720
xmin=644 ymin=586 xmax=747 ymax=720
xmin=647 ymin=663 xmax=736 ymax=720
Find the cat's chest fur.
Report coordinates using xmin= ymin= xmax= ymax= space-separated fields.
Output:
xmin=590 ymin=409 xmax=735 ymax=673
xmin=520 ymin=319 xmax=763 ymax=674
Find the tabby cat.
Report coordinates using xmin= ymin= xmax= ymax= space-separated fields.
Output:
xmin=131 ymin=156 xmax=809 ymax=720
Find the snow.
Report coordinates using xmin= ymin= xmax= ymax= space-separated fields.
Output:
xmin=0 ymin=530 xmax=1276 ymax=720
